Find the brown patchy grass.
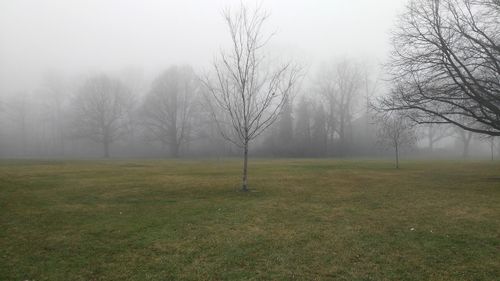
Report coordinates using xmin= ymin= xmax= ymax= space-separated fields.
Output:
xmin=0 ymin=159 xmax=499 ymax=280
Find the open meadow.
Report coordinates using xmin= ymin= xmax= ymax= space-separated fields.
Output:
xmin=1 ymin=159 xmax=499 ymax=280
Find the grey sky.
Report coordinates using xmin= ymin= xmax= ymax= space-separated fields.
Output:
xmin=0 ymin=0 xmax=406 ymax=93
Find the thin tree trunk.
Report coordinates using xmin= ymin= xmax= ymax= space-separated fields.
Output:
xmin=339 ymin=123 xmax=344 ymax=156
xmin=463 ymin=140 xmax=469 ymax=159
xmin=242 ymin=141 xmax=249 ymax=192
xmin=462 ymin=133 xmax=472 ymax=159
xmin=428 ymin=126 xmax=434 ymax=152
xmin=498 ymin=142 xmax=500 ymax=158
xmin=395 ymin=142 xmax=399 ymax=169
xmin=103 ymin=141 xmax=110 ymax=158
xmin=490 ymin=140 xmax=494 ymax=161
xmin=170 ymin=142 xmax=179 ymax=158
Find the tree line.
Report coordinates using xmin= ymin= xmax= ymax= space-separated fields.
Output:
xmin=0 ymin=60 xmax=495 ymax=160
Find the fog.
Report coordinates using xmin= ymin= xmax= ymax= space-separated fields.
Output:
xmin=0 ymin=0 xmax=403 ymax=90
xmin=0 ymin=0 xmax=497 ymax=159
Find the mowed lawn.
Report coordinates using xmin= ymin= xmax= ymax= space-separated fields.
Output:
xmin=0 ymin=159 xmax=499 ymax=281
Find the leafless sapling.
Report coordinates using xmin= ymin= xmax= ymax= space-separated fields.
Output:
xmin=376 ymin=111 xmax=417 ymax=168
xmin=203 ymin=4 xmax=300 ymax=191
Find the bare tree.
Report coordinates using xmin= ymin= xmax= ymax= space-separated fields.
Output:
xmin=361 ymin=62 xmax=380 ymax=117
xmin=311 ymin=103 xmax=328 ymax=157
xmin=380 ymin=0 xmax=500 ymax=136
xmin=72 ymin=75 xmax=132 ymax=158
xmin=455 ymin=127 xmax=474 ymax=158
xmin=315 ymin=65 xmax=336 ymax=155
xmin=203 ymin=4 xmax=300 ymax=191
xmin=376 ymin=111 xmax=417 ymax=168
xmin=39 ymin=71 xmax=68 ymax=156
xmin=422 ymin=123 xmax=453 ymax=151
xmin=481 ymin=135 xmax=497 ymax=160
xmin=5 ymin=93 xmax=30 ymax=156
xmin=317 ymin=59 xmax=363 ymax=155
xmin=141 ymin=66 xmax=200 ymax=157
xmin=266 ymin=96 xmax=294 ymax=156
xmin=294 ymin=96 xmax=313 ymax=156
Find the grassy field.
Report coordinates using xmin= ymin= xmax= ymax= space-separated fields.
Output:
xmin=0 ymin=159 xmax=499 ymax=280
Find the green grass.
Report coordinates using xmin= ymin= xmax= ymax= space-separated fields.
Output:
xmin=0 ymin=159 xmax=499 ymax=280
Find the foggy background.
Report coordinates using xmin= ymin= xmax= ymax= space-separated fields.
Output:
xmin=0 ymin=0 xmax=496 ymax=159
xmin=0 ymin=0 xmax=403 ymax=88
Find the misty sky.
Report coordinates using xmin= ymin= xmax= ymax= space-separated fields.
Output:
xmin=0 ymin=0 xmax=406 ymax=94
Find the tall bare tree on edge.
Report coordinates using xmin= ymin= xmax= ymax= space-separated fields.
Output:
xmin=380 ymin=0 xmax=500 ymax=136
xmin=203 ymin=4 xmax=300 ymax=191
